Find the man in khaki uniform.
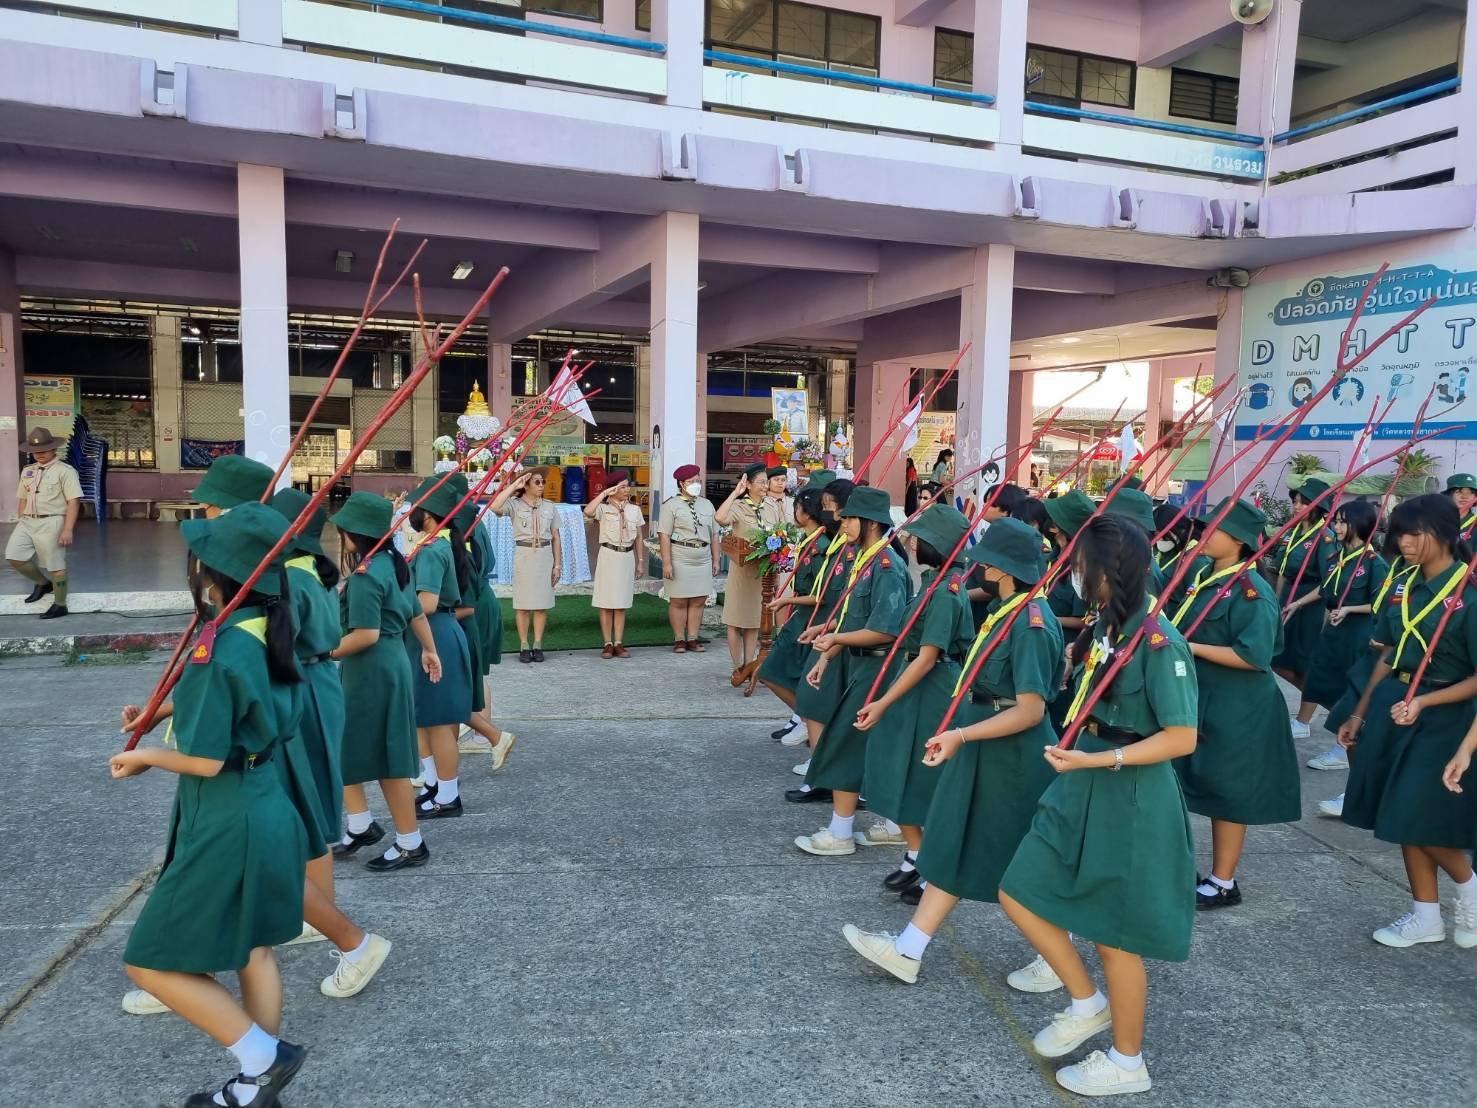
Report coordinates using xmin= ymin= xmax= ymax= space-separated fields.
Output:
xmin=7 ymin=426 xmax=82 ymax=619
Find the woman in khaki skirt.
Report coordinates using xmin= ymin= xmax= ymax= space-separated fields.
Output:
xmin=716 ymin=462 xmax=769 ymax=679
xmin=658 ymin=463 xmax=719 ymax=651
xmin=490 ymin=469 xmax=561 ymax=663
xmin=585 ymin=468 xmax=644 ymax=658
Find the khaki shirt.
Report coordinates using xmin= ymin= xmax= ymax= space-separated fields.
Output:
xmin=658 ymin=494 xmax=716 ymax=546
xmin=18 ymin=458 xmax=82 ymax=516
xmin=594 ymin=502 xmax=644 ymax=547
xmin=762 ymin=495 xmax=791 ymax=527
xmin=497 ymin=496 xmax=559 ymax=545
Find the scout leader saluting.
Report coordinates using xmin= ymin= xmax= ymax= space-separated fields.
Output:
xmin=1338 ymin=493 xmax=1477 ymax=950
xmin=1166 ymin=498 xmax=1300 ymax=910
xmin=1270 ymin=476 xmax=1338 ymax=738
xmin=844 ymin=516 xmax=1062 ymax=982
xmin=111 ymin=504 xmax=311 ymax=1108
xmin=658 ymin=463 xmax=720 ymax=652
xmin=585 ymin=468 xmax=645 ymax=658
xmin=793 ymin=486 xmax=910 ymax=857
xmin=756 ymin=482 xmax=830 ymax=729
xmin=452 ymin=492 xmax=516 ymax=770
xmin=716 ymin=462 xmax=784 ymax=682
xmin=330 ymin=492 xmax=442 ymax=872
xmin=1445 ymin=471 xmax=1477 ymax=546
xmin=997 ymin=515 xmax=1199 ymax=1099
xmin=490 ymin=468 xmax=560 ymax=663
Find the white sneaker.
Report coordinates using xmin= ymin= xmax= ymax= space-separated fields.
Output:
xmin=121 ymin=988 xmax=169 ymax=1016
xmin=1307 ymin=745 xmax=1349 ymax=770
xmin=794 ymin=828 xmax=857 ymax=856
xmin=1033 ymin=1003 xmax=1113 ymax=1058
xmin=457 ymin=731 xmax=492 ymax=754
xmin=854 ymin=821 xmax=906 ymax=847
xmin=792 ymin=758 xmax=811 ymax=777
xmin=285 ymin=922 xmax=327 ymax=946
xmin=1056 ymin=1051 xmax=1153 ymax=1097
xmin=841 ymin=924 xmax=919 ymax=983
xmin=490 ymin=731 xmax=517 ymax=771
xmin=320 ymin=934 xmax=392 ymax=998
xmin=1452 ymin=898 xmax=1477 ymax=949
xmin=1317 ymin=793 xmax=1345 ymax=818
xmin=410 ymin=775 xmax=424 ymax=789
xmin=1372 ymin=911 xmax=1445 ymax=948
xmin=1289 ymin=719 xmax=1311 ymax=740
xmin=779 ymin=721 xmax=809 ymax=747
xmin=1007 ymin=953 xmax=1064 ymax=994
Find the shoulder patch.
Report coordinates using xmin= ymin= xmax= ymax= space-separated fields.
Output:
xmin=879 ymin=553 xmax=892 ymax=570
xmin=948 ymin=577 xmax=961 ymax=594
xmin=1145 ymin=615 xmax=1168 ymax=650
xmin=1445 ymin=597 xmax=1464 ymax=611
xmin=1243 ymin=583 xmax=1258 ymax=600
xmin=1027 ymin=600 xmax=1045 ymax=629
xmin=190 ymin=622 xmax=217 ymax=665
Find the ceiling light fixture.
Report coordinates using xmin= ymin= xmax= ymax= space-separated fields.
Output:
xmin=1060 ymin=336 xmax=1081 ymax=344
xmin=335 ymin=250 xmax=354 ymax=274
xmin=180 ymin=236 xmax=198 ymax=254
xmin=451 ymin=261 xmax=475 ymax=281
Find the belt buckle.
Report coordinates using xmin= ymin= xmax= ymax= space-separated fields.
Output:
xmin=1086 ymin=719 xmax=1100 ymax=735
xmin=245 ymin=753 xmax=258 ymax=769
xmin=1398 ymin=671 xmax=1412 ymax=684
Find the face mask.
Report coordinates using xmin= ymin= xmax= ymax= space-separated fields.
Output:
xmin=977 ymin=574 xmax=1000 ymax=600
xmin=818 ymin=510 xmax=837 ymax=529
xmin=684 ymin=482 xmax=702 ymax=497
xmin=1155 ymin=538 xmax=1176 ymax=553
xmin=1071 ymin=569 xmax=1086 ymax=599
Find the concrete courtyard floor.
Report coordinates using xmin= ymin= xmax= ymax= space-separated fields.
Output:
xmin=1 ymin=645 xmax=1474 ymax=1107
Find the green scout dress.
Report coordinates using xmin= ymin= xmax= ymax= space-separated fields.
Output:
xmin=999 ymin=600 xmax=1199 ymax=962
xmin=339 ymin=551 xmax=419 ymax=784
xmin=1046 ymin=571 xmax=1086 ymax=736
xmin=281 ymin=555 xmax=346 ymax=852
xmin=805 ymin=545 xmax=911 ymax=793
xmin=1343 ymin=562 xmax=1477 ymax=848
xmin=1168 ymin=558 xmax=1301 ymax=825
xmin=1302 ymin=546 xmax=1389 ymax=708
xmin=124 ymin=609 xmax=307 ymax=973
xmin=1324 ymin=564 xmax=1416 ymax=735
xmin=471 ymin=524 xmax=503 ymax=667
xmin=459 ymin=545 xmax=487 ymax=716
xmin=407 ymin=535 xmax=473 ymax=728
xmin=757 ymin=528 xmax=829 ymax=693
xmin=918 ymin=594 xmax=1062 ymax=902
xmin=864 ymin=565 xmax=976 ymax=827
xmin=793 ymin=538 xmax=857 ymax=724
xmin=1271 ymin=519 xmax=1337 ymax=675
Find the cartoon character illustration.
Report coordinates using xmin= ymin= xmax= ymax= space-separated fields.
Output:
xmin=1289 ymin=376 xmax=1315 ymax=407
xmin=1332 ymin=377 xmax=1364 ymax=408
xmin=1438 ymin=371 xmax=1457 ymax=405
xmin=1248 ymin=382 xmax=1272 ymax=410
xmin=1387 ymin=372 xmax=1414 ymax=402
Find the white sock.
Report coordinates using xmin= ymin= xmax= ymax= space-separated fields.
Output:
xmin=795 ymin=783 xmax=812 ymax=794
xmin=420 ymin=756 xmax=438 ymax=787
xmin=219 ymin=1024 xmax=277 ymax=1105
xmin=894 ymin=922 xmax=931 ymax=960
xmin=899 ymin=851 xmax=918 ymax=874
xmin=1454 ymin=873 xmax=1477 ymax=907
xmin=1069 ymin=990 xmax=1107 ymax=1018
xmin=345 ymin=810 xmax=373 ymax=836
xmin=383 ymin=830 xmax=423 ymax=861
xmin=883 ymin=819 xmax=902 ymax=835
xmin=1209 ymin=873 xmax=1234 ymax=890
xmin=1413 ymin=899 xmax=1443 ymax=929
xmin=435 ymin=777 xmax=459 ymax=804
xmin=1108 ymin=1047 xmax=1143 ymax=1071
xmin=343 ymin=933 xmax=372 ymax=964
xmin=827 ymin=812 xmax=855 ymax=840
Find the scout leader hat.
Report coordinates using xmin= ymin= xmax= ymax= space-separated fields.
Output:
xmin=607 ymin=468 xmax=632 ymax=486
xmin=1104 ymin=488 xmax=1156 ymax=534
xmin=194 ymin=454 xmax=274 ymax=510
xmin=966 ymin=516 xmax=1044 ymax=583
xmin=181 ymin=501 xmax=289 ymax=596
xmin=803 ymin=469 xmax=836 ymax=491
xmin=268 ymin=488 xmax=325 ymax=557
xmin=410 ymin=475 xmax=460 ymax=520
xmin=1446 ymin=473 xmax=1477 ymax=494
xmin=740 ymin=461 xmax=766 ymax=484
xmin=330 ymin=491 xmax=393 ymax=539
xmin=841 ymin=485 xmax=894 ymax=528
xmin=24 ymin=426 xmax=61 ymax=453
xmin=906 ymin=503 xmax=970 ymax=563
xmin=1196 ymin=496 xmax=1267 ymax=551
xmin=1042 ymin=489 xmax=1095 ymax=538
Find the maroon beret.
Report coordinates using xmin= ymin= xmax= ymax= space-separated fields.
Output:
xmin=674 ymin=464 xmax=701 ymax=481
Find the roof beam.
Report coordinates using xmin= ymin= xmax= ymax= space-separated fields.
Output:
xmin=699 ymin=224 xmax=879 ymax=273
xmin=894 ymin=0 xmax=955 ymax=28
xmin=0 ymin=151 xmax=236 ymax=216
xmin=1137 ymin=0 xmax=1239 ymax=67
xmin=1012 ymin=280 xmax=1222 ymax=343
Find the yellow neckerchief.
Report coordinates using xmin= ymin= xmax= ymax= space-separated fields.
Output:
xmin=1462 ymin=511 xmax=1477 ymax=537
xmin=1374 ymin=562 xmax=1418 ymax=614
xmin=809 ymin=533 xmax=847 ymax=598
xmin=285 ymin=553 xmax=323 ymax=587
xmin=1157 ymin=544 xmax=1188 ymax=575
xmin=1063 ymin=632 xmax=1114 ymax=725
xmin=1323 ymin=543 xmax=1369 ymax=594
xmin=1394 ymin=561 xmax=1466 ymax=667
xmin=952 ymin=591 xmax=1029 ymax=696
xmin=836 ymin=535 xmax=891 ymax=626
xmin=165 ymin=617 xmax=267 ymax=747
xmin=1169 ymin=559 xmax=1246 ymax=627
xmin=1278 ymin=519 xmax=1322 ymax=576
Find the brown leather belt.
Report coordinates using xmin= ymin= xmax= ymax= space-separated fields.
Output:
xmin=670 ymin=538 xmax=708 ymax=548
xmin=515 ymin=539 xmax=552 ymax=548
xmin=600 ymin=542 xmax=635 ymax=552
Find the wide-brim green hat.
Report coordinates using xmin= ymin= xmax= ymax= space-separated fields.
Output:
xmin=966 ymin=517 xmax=1044 ymax=582
xmin=1197 ymin=496 xmax=1267 ymax=550
xmin=1291 ymin=475 xmax=1331 ymax=503
xmin=445 ymin=472 xmax=470 ymax=497
xmin=1104 ymin=488 xmax=1155 ymax=534
xmin=841 ymin=485 xmax=894 ymax=527
xmin=268 ymin=488 xmax=324 ymax=557
xmin=905 ymin=503 xmax=970 ymax=562
xmin=1107 ymin=473 xmax=1143 ymax=493
xmin=803 ymin=469 xmax=836 ymax=491
xmin=1446 ymin=473 xmax=1477 ymax=494
xmin=1043 ymin=489 xmax=1095 ymax=538
xmin=411 ymin=475 xmax=460 ymax=520
xmin=453 ymin=499 xmax=480 ymax=535
xmin=330 ymin=491 xmax=393 ymax=539
xmin=194 ymin=455 xmax=274 ymax=510
xmin=181 ymin=502 xmax=288 ymax=595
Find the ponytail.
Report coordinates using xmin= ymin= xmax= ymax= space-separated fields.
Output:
xmin=311 ymin=552 xmax=340 ymax=591
xmin=209 ymin=567 xmax=303 ymax=685
xmin=341 ymin=530 xmax=411 ymax=590
xmin=444 ymin=516 xmax=473 ymax=598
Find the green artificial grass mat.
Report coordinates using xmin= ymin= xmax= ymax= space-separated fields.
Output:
xmin=498 ymin=593 xmax=719 ymax=653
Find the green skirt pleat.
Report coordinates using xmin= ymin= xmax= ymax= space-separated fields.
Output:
xmin=794 ymin=647 xmax=844 ymax=723
xmin=1302 ymin=613 xmax=1371 ymax=708
xmin=758 ymin=613 xmax=810 ymax=693
xmin=1272 ymin=601 xmax=1322 ymax=676
xmin=806 ymin=654 xmax=887 ymax=793
xmin=479 ymin=584 xmax=503 ymax=666
xmin=862 ymin=661 xmax=958 ymax=827
xmin=463 ymin=610 xmax=485 ymax=714
xmin=1323 ymin=645 xmax=1380 ymax=736
xmin=286 ymin=660 xmax=344 ymax=851
xmin=340 ymin=632 xmax=418 ymax=784
xmin=407 ymin=611 xmax=471 ymax=728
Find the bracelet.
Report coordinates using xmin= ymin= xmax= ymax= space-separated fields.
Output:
xmin=1350 ymin=715 xmax=1364 ymax=724
xmin=1110 ymin=746 xmax=1125 ymax=772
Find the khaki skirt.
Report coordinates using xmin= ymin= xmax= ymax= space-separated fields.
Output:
xmin=668 ymin=542 xmax=712 ymax=600
xmin=512 ymin=541 xmax=557 ymax=610
xmin=592 ymin=545 xmax=636 ymax=609
xmin=723 ymin=559 xmax=764 ymax=629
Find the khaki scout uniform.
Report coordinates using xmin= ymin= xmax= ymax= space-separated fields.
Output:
xmin=7 ymin=457 xmax=82 ymax=572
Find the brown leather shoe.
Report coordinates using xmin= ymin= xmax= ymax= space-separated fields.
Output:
xmin=673 ymin=641 xmax=688 ymax=653
xmin=614 ymin=643 xmax=631 ymax=658
xmin=687 ymin=639 xmax=706 ymax=652
xmin=601 ymin=643 xmax=615 ymax=659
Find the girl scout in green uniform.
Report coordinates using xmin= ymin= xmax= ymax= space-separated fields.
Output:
xmin=1167 ymin=498 xmax=1300 ymax=910
xmin=454 ymin=496 xmax=516 ymax=769
xmin=998 ymin=516 xmax=1199 ymax=1099
xmin=757 ymin=486 xmax=828 ymax=713
xmin=111 ymin=504 xmax=311 ymax=1108
xmin=844 ymin=516 xmax=1062 ymax=984
xmin=851 ymin=504 xmax=977 ymax=891
xmin=1445 ymin=472 xmax=1477 ymax=545
xmin=1271 ymin=477 xmax=1337 ymax=715
xmin=794 ymin=487 xmax=909 ymax=855
xmin=330 ymin=492 xmax=442 ymax=873
xmin=1338 ymin=494 xmax=1477 ymax=949
xmin=1042 ymin=491 xmax=1095 ymax=738
xmin=1152 ymin=503 xmax=1193 ymax=578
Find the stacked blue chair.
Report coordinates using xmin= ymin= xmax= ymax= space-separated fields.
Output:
xmin=65 ymin=415 xmax=109 ymax=522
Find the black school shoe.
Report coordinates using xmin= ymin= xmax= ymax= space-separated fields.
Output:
xmin=331 ymin=820 xmax=385 ymax=858
xmin=785 ymin=786 xmax=832 ymax=804
xmin=23 ymin=581 xmax=52 ymax=604
xmin=899 ymin=884 xmax=923 ymax=906
xmin=518 ymin=648 xmax=532 ymax=663
xmin=531 ymin=647 xmax=545 ymax=662
xmin=415 ymin=785 xmax=439 ymax=808
xmin=884 ymin=866 xmax=921 ymax=891
xmin=366 ymin=842 xmax=430 ymax=872
xmin=1195 ymin=878 xmax=1242 ymax=911
xmin=38 ymin=603 xmax=67 ymax=619
xmin=419 ymin=796 xmax=463 ymax=819
xmin=184 ymin=1040 xmax=307 ymax=1107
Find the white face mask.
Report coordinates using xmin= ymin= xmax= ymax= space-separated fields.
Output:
xmin=1155 ymin=538 xmax=1176 ymax=553
xmin=684 ymin=481 xmax=702 ymax=497
xmin=1071 ymin=569 xmax=1086 ymax=599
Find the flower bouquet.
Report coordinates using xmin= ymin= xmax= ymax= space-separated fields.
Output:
xmin=742 ymin=520 xmax=804 ymax=577
xmin=432 ymin=434 xmax=458 ymax=474
xmin=790 ymin=438 xmax=824 ymax=468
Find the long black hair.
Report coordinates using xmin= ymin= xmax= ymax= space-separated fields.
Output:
xmin=1011 ymin=496 xmax=1049 ymax=534
xmin=1333 ymin=500 xmax=1378 ymax=545
xmin=411 ymin=508 xmax=472 ymax=599
xmin=1387 ymin=493 xmax=1470 ymax=563
xmin=1152 ymin=504 xmax=1191 ymax=553
xmin=340 ymin=529 xmax=411 ymax=590
xmin=190 ymin=561 xmax=301 ymax=684
xmin=1075 ymin=516 xmax=1149 ymax=643
xmin=821 ymin=479 xmax=856 ymax=535
xmin=309 ymin=552 xmax=340 ymax=591
xmin=993 ymin=483 xmax=1028 ymax=518
xmin=794 ymin=487 xmax=825 ymax=529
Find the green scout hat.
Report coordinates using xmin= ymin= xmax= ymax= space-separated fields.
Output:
xmin=1107 ymin=473 xmax=1143 ymax=493
xmin=453 ymin=500 xmax=479 ymax=536
xmin=411 ymin=475 xmax=459 ymax=520
xmin=445 ymin=472 xmax=470 ymax=497
xmin=803 ymin=469 xmax=836 ymax=491
xmin=1197 ymin=496 xmax=1267 ymax=550
xmin=1104 ymin=488 xmax=1155 ymax=534
xmin=1446 ymin=473 xmax=1477 ymax=494
xmin=181 ymin=502 xmax=288 ymax=595
xmin=1291 ymin=475 xmax=1331 ymax=503
xmin=841 ymin=485 xmax=894 ymax=528
xmin=906 ymin=503 xmax=970 ymax=562
xmin=1042 ymin=489 xmax=1095 ymax=538
xmin=330 ymin=491 xmax=393 ymax=539
xmin=268 ymin=488 xmax=325 ymax=557
xmin=194 ymin=455 xmax=274 ymax=510
xmin=966 ymin=517 xmax=1044 ymax=583
xmin=765 ymin=465 xmax=787 ymax=478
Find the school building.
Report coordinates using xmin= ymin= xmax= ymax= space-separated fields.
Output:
xmin=3 ymin=0 xmax=1477 ymax=523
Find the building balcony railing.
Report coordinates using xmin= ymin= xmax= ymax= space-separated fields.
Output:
xmin=1023 ymin=101 xmax=1265 ymax=181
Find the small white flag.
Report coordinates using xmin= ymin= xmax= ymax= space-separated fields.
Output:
xmin=901 ymin=400 xmax=923 ymax=452
xmin=1117 ymin=423 xmax=1140 ymax=474
xmin=552 ymin=366 xmax=597 ymax=426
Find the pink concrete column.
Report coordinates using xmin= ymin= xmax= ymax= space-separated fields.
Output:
xmin=956 ymin=244 xmax=1016 ymax=497
xmin=487 ymin=341 xmax=513 ymax=424
xmin=1237 ymin=0 xmax=1301 ymax=137
xmin=1208 ymin=289 xmax=1244 ymax=501
xmin=1006 ymin=368 xmax=1034 ymax=460
xmin=652 ymin=0 xmax=702 ymax=109
xmin=974 ymin=0 xmax=1027 ymax=149
xmin=236 ymin=164 xmax=291 ymax=484
xmin=0 ymin=247 xmax=23 ymax=521
xmin=649 ymin=211 xmax=700 ymax=497
xmin=852 ymin=357 xmax=910 ymax=502
xmin=1142 ymin=359 xmax=1170 ymax=496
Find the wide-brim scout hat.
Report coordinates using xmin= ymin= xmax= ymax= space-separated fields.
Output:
xmin=453 ymin=499 xmax=480 ymax=536
xmin=841 ymin=485 xmax=894 ymax=528
xmin=1446 ymin=473 xmax=1477 ymax=494
xmin=268 ymin=488 xmax=324 ymax=557
xmin=1197 ymin=496 xmax=1267 ymax=550
xmin=330 ymin=491 xmax=392 ymax=539
xmin=181 ymin=502 xmax=288 ymax=595
xmin=966 ymin=517 xmax=1044 ymax=583
xmin=410 ymin=475 xmax=460 ymax=520
xmin=195 ymin=455 xmax=274 ymax=510
xmin=445 ymin=472 xmax=470 ymax=497
xmin=906 ymin=503 xmax=970 ymax=562
xmin=1290 ymin=475 xmax=1331 ymax=504
xmin=1107 ymin=472 xmax=1143 ymax=493
xmin=1043 ymin=489 xmax=1095 ymax=538
xmin=803 ymin=469 xmax=836 ymax=491
xmin=24 ymin=426 xmax=60 ymax=453
xmin=1104 ymin=488 xmax=1155 ymax=534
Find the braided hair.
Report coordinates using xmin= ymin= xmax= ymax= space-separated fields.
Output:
xmin=1075 ymin=516 xmax=1149 ymax=644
